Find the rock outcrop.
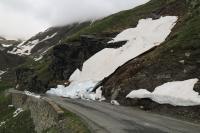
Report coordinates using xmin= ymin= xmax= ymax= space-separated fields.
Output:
xmin=16 ymin=35 xmax=125 ymax=93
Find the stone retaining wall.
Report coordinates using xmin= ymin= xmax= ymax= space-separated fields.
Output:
xmin=11 ymin=91 xmax=64 ymax=133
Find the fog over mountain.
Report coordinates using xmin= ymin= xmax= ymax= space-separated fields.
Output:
xmin=0 ymin=0 xmax=149 ymax=39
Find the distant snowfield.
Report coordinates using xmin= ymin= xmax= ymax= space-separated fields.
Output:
xmin=47 ymin=16 xmax=178 ymax=101
xmin=8 ymin=32 xmax=57 ymax=56
xmin=127 ymin=79 xmax=200 ymax=106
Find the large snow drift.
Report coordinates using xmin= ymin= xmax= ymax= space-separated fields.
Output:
xmin=47 ymin=16 xmax=178 ymax=99
xmin=70 ymin=16 xmax=178 ymax=83
xmin=47 ymin=81 xmax=105 ymax=100
xmin=126 ymin=79 xmax=200 ymax=106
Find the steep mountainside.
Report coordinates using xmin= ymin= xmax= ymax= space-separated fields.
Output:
xmin=101 ymin=0 xmax=200 ymax=102
xmin=15 ymin=0 xmax=180 ymax=92
xmin=9 ymin=0 xmax=200 ymax=122
xmin=8 ymin=22 xmax=90 ymax=60
xmin=0 ymin=37 xmax=25 ymax=70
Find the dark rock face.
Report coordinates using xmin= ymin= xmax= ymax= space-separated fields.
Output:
xmin=0 ymin=51 xmax=25 ymax=70
xmin=16 ymin=68 xmax=48 ymax=93
xmin=16 ymin=35 xmax=125 ymax=92
xmin=49 ymin=35 xmax=125 ymax=80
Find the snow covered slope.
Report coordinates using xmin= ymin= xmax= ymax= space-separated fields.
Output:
xmin=70 ymin=16 xmax=178 ymax=83
xmin=126 ymin=79 xmax=200 ymax=106
xmin=7 ymin=23 xmax=90 ymax=60
xmin=8 ymin=32 xmax=57 ymax=56
xmin=47 ymin=16 xmax=178 ymax=98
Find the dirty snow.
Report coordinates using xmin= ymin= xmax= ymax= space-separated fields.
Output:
xmin=70 ymin=16 xmax=178 ymax=83
xmin=24 ymin=91 xmax=41 ymax=99
xmin=13 ymin=108 xmax=23 ymax=117
xmin=126 ymin=79 xmax=200 ymax=106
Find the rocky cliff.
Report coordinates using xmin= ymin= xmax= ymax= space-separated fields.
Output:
xmin=15 ymin=35 xmax=125 ymax=92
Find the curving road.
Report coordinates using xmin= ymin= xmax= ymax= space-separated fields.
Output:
xmin=47 ymin=95 xmax=200 ymax=133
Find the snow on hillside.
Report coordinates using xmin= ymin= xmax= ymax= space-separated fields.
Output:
xmin=33 ymin=46 xmax=54 ymax=61
xmin=0 ymin=70 xmax=6 ymax=80
xmin=47 ymin=16 xmax=178 ymax=99
xmin=8 ymin=40 xmax=38 ymax=56
xmin=70 ymin=16 xmax=177 ymax=82
xmin=1 ymin=44 xmax=13 ymax=48
xmin=126 ymin=79 xmax=200 ymax=106
xmin=8 ymin=32 xmax=57 ymax=56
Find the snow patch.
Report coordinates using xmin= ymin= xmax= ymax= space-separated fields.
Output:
xmin=0 ymin=121 xmax=6 ymax=127
xmin=8 ymin=32 xmax=57 ymax=56
xmin=111 ymin=100 xmax=120 ymax=106
xmin=40 ymin=32 xmax=57 ymax=42
xmin=47 ymin=81 xmax=98 ymax=99
xmin=70 ymin=16 xmax=178 ymax=83
xmin=33 ymin=46 xmax=54 ymax=61
xmin=13 ymin=108 xmax=23 ymax=117
xmin=8 ymin=40 xmax=38 ymax=56
xmin=0 ymin=70 xmax=6 ymax=80
xmin=126 ymin=79 xmax=200 ymax=106
xmin=24 ymin=91 xmax=41 ymax=99
xmin=1 ymin=44 xmax=13 ymax=48
xmin=8 ymin=105 xmax=14 ymax=108
xmin=47 ymin=81 xmax=106 ymax=101
xmin=0 ymin=70 xmax=6 ymax=76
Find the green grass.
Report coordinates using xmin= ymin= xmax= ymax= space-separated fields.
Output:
xmin=44 ymin=109 xmax=90 ymax=133
xmin=63 ymin=0 xmax=166 ymax=42
xmin=63 ymin=110 xmax=90 ymax=133
xmin=0 ymin=81 xmax=12 ymax=93
xmin=0 ymin=110 xmax=36 ymax=133
xmin=0 ymin=83 xmax=36 ymax=133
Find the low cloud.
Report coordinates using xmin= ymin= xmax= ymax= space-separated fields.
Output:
xmin=0 ymin=0 xmax=149 ymax=39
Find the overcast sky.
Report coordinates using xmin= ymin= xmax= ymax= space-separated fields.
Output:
xmin=0 ymin=0 xmax=149 ymax=40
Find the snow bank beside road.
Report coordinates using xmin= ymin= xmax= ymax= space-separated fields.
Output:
xmin=47 ymin=81 xmax=105 ymax=100
xmin=126 ymin=79 xmax=200 ymax=106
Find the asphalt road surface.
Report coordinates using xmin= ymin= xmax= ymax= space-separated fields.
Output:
xmin=47 ymin=95 xmax=200 ymax=133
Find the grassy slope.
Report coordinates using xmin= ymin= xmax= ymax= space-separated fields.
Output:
xmin=0 ymin=90 xmax=36 ymax=133
xmin=44 ymin=109 xmax=90 ymax=133
xmin=64 ymin=0 xmax=168 ymax=42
